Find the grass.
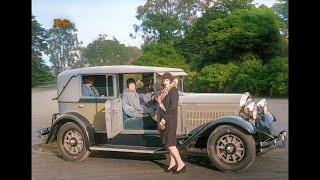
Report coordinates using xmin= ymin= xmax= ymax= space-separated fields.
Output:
xmin=32 ymin=81 xmax=57 ymax=90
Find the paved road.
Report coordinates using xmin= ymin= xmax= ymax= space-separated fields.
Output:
xmin=32 ymin=88 xmax=288 ymax=180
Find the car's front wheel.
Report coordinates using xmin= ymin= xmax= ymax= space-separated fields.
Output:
xmin=57 ymin=122 xmax=91 ymax=162
xmin=207 ymin=125 xmax=256 ymax=172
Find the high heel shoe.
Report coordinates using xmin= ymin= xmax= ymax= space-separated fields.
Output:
xmin=164 ymin=165 xmax=176 ymax=172
xmin=173 ymin=165 xmax=186 ymax=174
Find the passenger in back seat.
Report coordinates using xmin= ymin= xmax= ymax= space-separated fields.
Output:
xmin=122 ymin=78 xmax=155 ymax=118
xmin=136 ymin=73 xmax=156 ymax=109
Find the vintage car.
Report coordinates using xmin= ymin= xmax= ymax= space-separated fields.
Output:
xmin=37 ymin=65 xmax=287 ymax=172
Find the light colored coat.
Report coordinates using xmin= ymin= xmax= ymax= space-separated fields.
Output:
xmin=82 ymin=83 xmax=99 ymax=96
xmin=122 ymin=88 xmax=154 ymax=118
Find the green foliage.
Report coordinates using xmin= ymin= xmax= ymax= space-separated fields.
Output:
xmin=133 ymin=0 xmax=215 ymax=44
xmin=181 ymin=6 xmax=285 ymax=70
xmin=207 ymin=7 xmax=284 ymax=61
xmin=133 ymin=42 xmax=189 ymax=71
xmin=272 ymin=0 xmax=288 ymax=38
xmin=32 ymin=15 xmax=53 ymax=87
xmin=228 ymin=54 xmax=265 ymax=95
xmin=176 ymin=6 xmax=228 ymax=70
xmin=82 ymin=34 xmax=135 ymax=66
xmin=129 ymin=0 xmax=288 ymax=97
xmin=134 ymin=0 xmax=181 ymax=43
xmin=272 ymin=0 xmax=288 ymax=26
xmin=278 ymin=35 xmax=288 ymax=57
xmin=32 ymin=56 xmax=54 ymax=87
xmin=195 ymin=62 xmax=239 ymax=92
xmin=32 ymin=15 xmax=48 ymax=57
xmin=46 ymin=22 xmax=82 ymax=74
xmin=183 ymin=71 xmax=198 ymax=92
xmin=214 ymin=0 xmax=254 ymax=13
xmin=142 ymin=13 xmax=181 ymax=43
xmin=264 ymin=57 xmax=288 ymax=96
xmin=185 ymin=55 xmax=288 ymax=97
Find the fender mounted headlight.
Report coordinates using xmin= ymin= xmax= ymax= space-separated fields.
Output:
xmin=246 ymin=101 xmax=257 ymax=120
xmin=240 ymin=92 xmax=251 ymax=106
xmin=257 ymin=99 xmax=268 ymax=114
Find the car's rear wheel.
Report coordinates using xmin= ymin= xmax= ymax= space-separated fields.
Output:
xmin=57 ymin=122 xmax=91 ymax=162
xmin=207 ymin=125 xmax=256 ymax=172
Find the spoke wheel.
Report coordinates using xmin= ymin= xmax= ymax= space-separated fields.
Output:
xmin=62 ymin=130 xmax=84 ymax=155
xmin=57 ymin=122 xmax=91 ymax=162
xmin=216 ymin=134 xmax=245 ymax=164
xmin=207 ymin=125 xmax=256 ymax=172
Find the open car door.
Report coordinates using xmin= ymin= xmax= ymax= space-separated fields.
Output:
xmin=105 ymin=98 xmax=123 ymax=139
xmin=105 ymin=74 xmax=123 ymax=139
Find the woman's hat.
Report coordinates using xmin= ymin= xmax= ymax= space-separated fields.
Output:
xmin=142 ymin=73 xmax=153 ymax=79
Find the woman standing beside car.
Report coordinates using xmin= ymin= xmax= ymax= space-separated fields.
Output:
xmin=157 ymin=72 xmax=186 ymax=174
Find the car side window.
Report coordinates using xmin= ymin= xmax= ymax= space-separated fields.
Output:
xmin=82 ymin=75 xmax=114 ymax=97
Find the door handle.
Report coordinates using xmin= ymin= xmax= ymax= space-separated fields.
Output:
xmin=78 ymin=104 xmax=84 ymax=108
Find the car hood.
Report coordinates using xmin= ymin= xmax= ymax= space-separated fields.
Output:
xmin=179 ymin=92 xmax=243 ymax=104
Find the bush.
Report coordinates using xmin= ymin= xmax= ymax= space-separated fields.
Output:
xmin=195 ymin=62 xmax=239 ymax=93
xmin=133 ymin=43 xmax=189 ymax=71
xmin=229 ymin=56 xmax=265 ymax=95
xmin=264 ymin=57 xmax=288 ymax=96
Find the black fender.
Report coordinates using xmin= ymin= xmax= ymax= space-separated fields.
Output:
xmin=179 ymin=116 xmax=256 ymax=148
xmin=46 ymin=111 xmax=95 ymax=149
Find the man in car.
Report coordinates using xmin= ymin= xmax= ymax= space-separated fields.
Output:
xmin=136 ymin=73 xmax=156 ymax=109
xmin=82 ymin=76 xmax=99 ymax=96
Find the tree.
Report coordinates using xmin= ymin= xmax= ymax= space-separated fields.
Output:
xmin=133 ymin=0 xmax=181 ymax=44
xmin=227 ymin=54 xmax=265 ymax=95
xmin=176 ymin=5 xmax=227 ymax=70
xmin=182 ymin=6 xmax=285 ymax=70
xmin=214 ymin=0 xmax=254 ymax=13
xmin=195 ymin=62 xmax=239 ymax=92
xmin=32 ymin=15 xmax=52 ymax=87
xmin=264 ymin=57 xmax=288 ymax=96
xmin=82 ymin=34 xmax=134 ymax=66
xmin=133 ymin=42 xmax=189 ymax=71
xmin=132 ymin=0 xmax=217 ymax=44
xmin=46 ymin=22 xmax=82 ymax=74
xmin=272 ymin=0 xmax=288 ymax=38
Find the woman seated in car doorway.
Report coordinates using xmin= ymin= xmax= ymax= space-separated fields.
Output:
xmin=122 ymin=78 xmax=157 ymax=129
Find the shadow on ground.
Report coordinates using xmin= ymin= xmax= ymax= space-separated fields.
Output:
xmin=33 ymin=142 xmax=220 ymax=172
xmin=180 ymin=149 xmax=221 ymax=171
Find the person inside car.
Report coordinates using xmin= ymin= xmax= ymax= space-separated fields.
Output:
xmin=136 ymin=73 xmax=157 ymax=109
xmin=122 ymin=78 xmax=157 ymax=129
xmin=82 ymin=76 xmax=99 ymax=96
xmin=122 ymin=78 xmax=155 ymax=118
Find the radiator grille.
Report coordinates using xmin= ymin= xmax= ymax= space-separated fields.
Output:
xmin=184 ymin=109 xmax=237 ymax=126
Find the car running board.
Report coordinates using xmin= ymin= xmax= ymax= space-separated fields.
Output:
xmin=90 ymin=144 xmax=167 ymax=154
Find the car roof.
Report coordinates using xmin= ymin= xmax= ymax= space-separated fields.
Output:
xmin=58 ymin=65 xmax=188 ymax=77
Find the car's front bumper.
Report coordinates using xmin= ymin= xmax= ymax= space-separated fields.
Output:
xmin=258 ymin=130 xmax=287 ymax=155
xmin=36 ymin=127 xmax=50 ymax=140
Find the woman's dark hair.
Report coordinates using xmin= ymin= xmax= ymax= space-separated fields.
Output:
xmin=162 ymin=72 xmax=174 ymax=83
xmin=126 ymin=78 xmax=136 ymax=87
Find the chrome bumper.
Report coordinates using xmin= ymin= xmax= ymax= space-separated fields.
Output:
xmin=258 ymin=130 xmax=287 ymax=155
xmin=36 ymin=127 xmax=50 ymax=140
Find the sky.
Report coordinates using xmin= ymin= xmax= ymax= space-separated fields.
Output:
xmin=32 ymin=0 xmax=277 ymax=66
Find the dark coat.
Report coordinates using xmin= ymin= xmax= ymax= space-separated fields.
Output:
xmin=160 ymin=87 xmax=179 ymax=146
